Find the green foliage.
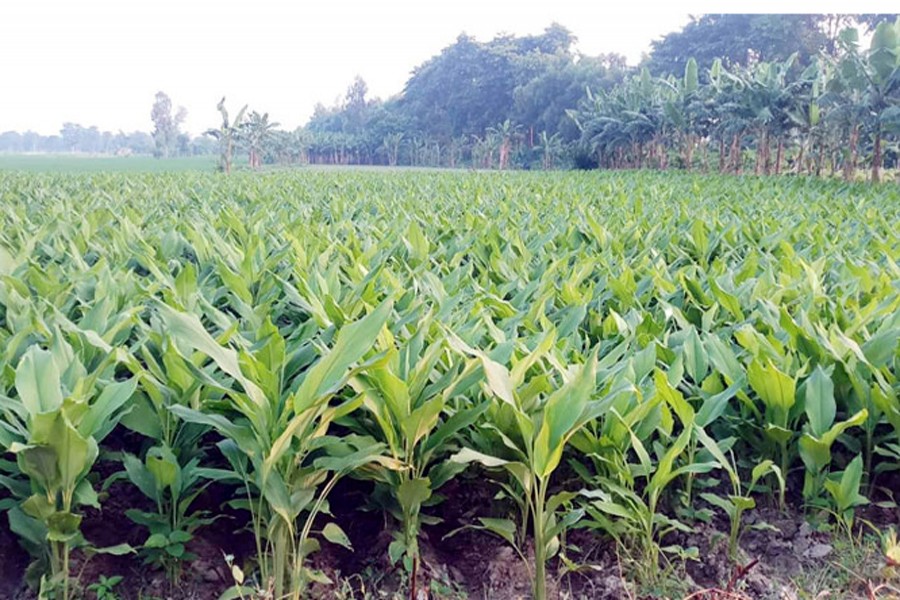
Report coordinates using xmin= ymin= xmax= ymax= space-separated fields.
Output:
xmin=1 ymin=336 xmax=136 ymax=600
xmin=347 ymin=322 xmax=487 ymax=570
xmin=448 ymin=335 xmax=609 ymax=600
xmin=0 ymin=168 xmax=898 ymax=597
xmin=86 ymin=574 xmax=124 ymax=600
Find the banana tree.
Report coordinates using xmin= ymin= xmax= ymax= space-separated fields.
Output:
xmin=535 ymin=131 xmax=564 ymax=170
xmin=487 ymin=120 xmax=522 ymax=170
xmin=661 ymin=58 xmax=706 ymax=170
xmin=829 ymin=21 xmax=900 ymax=182
xmin=205 ymin=97 xmax=247 ymax=174
xmin=241 ymin=111 xmax=280 ymax=169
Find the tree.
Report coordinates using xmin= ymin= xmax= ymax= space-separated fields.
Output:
xmin=647 ymin=15 xmax=829 ymax=77
xmin=241 ymin=111 xmax=279 ymax=169
xmin=827 ymin=20 xmax=900 ymax=182
xmin=487 ymin=120 xmax=522 ymax=169
xmin=401 ymin=26 xmax=579 ymax=141
xmin=535 ymin=131 xmax=564 ymax=169
xmin=514 ymin=53 xmax=627 ymax=143
xmin=660 ymin=57 xmax=708 ymax=170
xmin=205 ymin=97 xmax=247 ymax=174
xmin=150 ymin=92 xmax=187 ymax=158
xmin=344 ymin=76 xmax=370 ymax=135
xmin=381 ymin=132 xmax=404 ymax=166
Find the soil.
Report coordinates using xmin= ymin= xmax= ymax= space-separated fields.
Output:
xmin=0 ymin=468 xmax=897 ymax=600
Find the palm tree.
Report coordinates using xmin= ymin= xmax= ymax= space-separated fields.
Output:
xmin=487 ymin=120 xmax=522 ymax=170
xmin=241 ymin=111 xmax=280 ymax=169
xmin=535 ymin=131 xmax=564 ymax=169
xmin=381 ymin=133 xmax=403 ymax=166
xmin=830 ymin=21 xmax=900 ymax=182
xmin=734 ymin=56 xmax=800 ymax=176
xmin=786 ymin=61 xmax=826 ymax=176
xmin=661 ymin=58 xmax=707 ymax=170
xmin=205 ymin=97 xmax=247 ymax=174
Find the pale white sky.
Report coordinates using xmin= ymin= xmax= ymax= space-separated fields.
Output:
xmin=0 ymin=1 xmax=896 ymax=136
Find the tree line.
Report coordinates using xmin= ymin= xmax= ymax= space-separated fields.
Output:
xmin=0 ymin=91 xmax=214 ymax=158
xmin=569 ymin=20 xmax=900 ymax=182
xmin=1 ymin=15 xmax=897 ymax=179
xmin=242 ymin=15 xmax=900 ymax=181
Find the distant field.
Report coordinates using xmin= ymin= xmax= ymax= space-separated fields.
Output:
xmin=0 ymin=153 xmax=217 ymax=172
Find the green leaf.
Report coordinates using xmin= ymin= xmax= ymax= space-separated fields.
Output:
xmin=146 ymin=445 xmax=180 ymax=491
xmin=122 ymin=452 xmax=158 ymax=501
xmin=15 ymin=347 xmax=63 ymax=416
xmin=683 ymin=328 xmax=709 ymax=383
xmin=92 ymin=544 xmax=135 ymax=555
xmin=804 ymin=366 xmax=835 ymax=438
xmin=401 ymin=397 xmax=444 ymax=450
xmin=16 ymin=445 xmax=60 ymax=495
xmin=655 ymin=370 xmax=694 ymax=425
xmin=294 ymin=300 xmax=392 ymax=413
xmin=47 ymin=511 xmax=82 ymax=542
xmin=74 ymin=479 xmax=100 ymax=509
xmin=534 ymin=351 xmax=598 ymax=478
xmin=78 ymin=378 xmax=137 ymax=442
xmin=322 ymin=522 xmax=353 ymax=550
xmin=478 ymin=517 xmax=517 ymax=546
xmin=839 ymin=455 xmax=865 ymax=512
xmin=144 ymin=533 xmax=169 ymax=548
xmin=397 ymin=477 xmax=432 ymax=516
xmin=862 ymin=328 xmax=899 ymax=368
xmin=748 ymin=359 xmax=795 ymax=414
xmin=697 ymin=377 xmax=743 ymax=427
xmin=156 ymin=304 xmax=266 ymax=407
xmin=33 ymin=413 xmax=95 ymax=496
xmin=388 ymin=539 xmax=406 ymax=565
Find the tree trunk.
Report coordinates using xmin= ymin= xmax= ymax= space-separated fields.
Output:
xmin=844 ymin=125 xmax=858 ymax=181
xmin=796 ymin=143 xmax=805 ymax=175
xmin=872 ymin=129 xmax=882 ymax=183
xmin=755 ymin=136 xmax=761 ymax=175
xmin=684 ymin=135 xmax=694 ymax=172
xmin=731 ymin=133 xmax=742 ymax=174
xmin=814 ymin=140 xmax=823 ymax=177
xmin=719 ymin=138 xmax=726 ymax=173
xmin=775 ymin=139 xmax=784 ymax=175
xmin=224 ymin=138 xmax=233 ymax=175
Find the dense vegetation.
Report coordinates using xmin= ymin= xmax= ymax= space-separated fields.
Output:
xmin=3 ymin=16 xmax=897 ymax=180
xmin=299 ymin=18 xmax=900 ymax=180
xmin=0 ymin=169 xmax=898 ymax=599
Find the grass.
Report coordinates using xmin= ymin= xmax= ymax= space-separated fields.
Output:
xmin=789 ymin=533 xmax=887 ymax=599
xmin=0 ymin=153 xmax=218 ymax=173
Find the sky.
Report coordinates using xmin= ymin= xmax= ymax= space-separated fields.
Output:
xmin=1 ymin=1 xmax=896 ymax=136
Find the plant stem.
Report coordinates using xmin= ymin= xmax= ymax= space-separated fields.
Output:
xmin=63 ymin=542 xmax=70 ymax=600
xmin=532 ymin=478 xmax=547 ymax=600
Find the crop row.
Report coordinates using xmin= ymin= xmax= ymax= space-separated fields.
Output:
xmin=0 ymin=170 xmax=898 ymax=599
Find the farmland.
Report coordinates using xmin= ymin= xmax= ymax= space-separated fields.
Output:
xmin=0 ymin=169 xmax=899 ymax=600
